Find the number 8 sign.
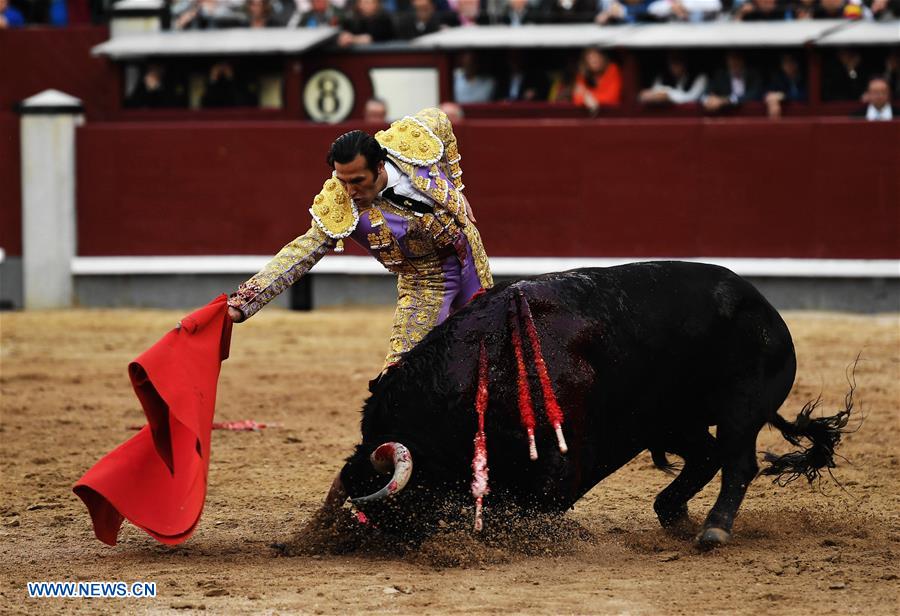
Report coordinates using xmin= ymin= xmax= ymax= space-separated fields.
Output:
xmin=302 ymin=69 xmax=355 ymax=123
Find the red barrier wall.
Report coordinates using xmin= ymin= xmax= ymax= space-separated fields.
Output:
xmin=0 ymin=27 xmax=116 ymax=118
xmin=0 ymin=115 xmax=22 ymax=256
xmin=75 ymin=118 xmax=899 ymax=259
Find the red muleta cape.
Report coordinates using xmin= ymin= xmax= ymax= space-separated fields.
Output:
xmin=73 ymin=295 xmax=232 ymax=546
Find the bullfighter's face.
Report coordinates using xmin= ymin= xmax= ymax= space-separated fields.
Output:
xmin=334 ymin=154 xmax=386 ymax=209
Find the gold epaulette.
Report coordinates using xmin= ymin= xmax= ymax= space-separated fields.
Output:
xmin=375 ymin=116 xmax=444 ymax=167
xmin=309 ymin=177 xmax=358 ymax=249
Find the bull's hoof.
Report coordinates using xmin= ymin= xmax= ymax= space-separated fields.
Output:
xmin=695 ymin=527 xmax=731 ymax=550
xmin=662 ymin=513 xmax=698 ymax=539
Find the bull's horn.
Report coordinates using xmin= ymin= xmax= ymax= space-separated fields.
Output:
xmin=349 ymin=442 xmax=413 ymax=505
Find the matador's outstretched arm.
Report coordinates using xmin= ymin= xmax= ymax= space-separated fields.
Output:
xmin=227 ymin=224 xmax=334 ymax=322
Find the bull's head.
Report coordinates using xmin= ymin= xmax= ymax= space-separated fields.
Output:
xmin=330 ymin=438 xmax=470 ymax=538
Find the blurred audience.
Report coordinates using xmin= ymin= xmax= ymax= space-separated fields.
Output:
xmin=455 ymin=0 xmax=481 ymax=24
xmin=245 ymin=0 xmax=277 ymax=26
xmin=201 ymin=61 xmax=258 ymax=107
xmin=338 ymin=0 xmax=394 ymax=46
xmin=548 ymin=56 xmax=578 ymax=102
xmin=538 ymin=0 xmax=596 ymax=22
xmin=363 ymin=97 xmax=388 ymax=121
xmin=454 ymin=50 xmax=497 ymax=103
xmin=702 ymin=50 xmax=763 ymax=112
xmin=787 ymin=0 xmax=817 ymax=18
xmin=645 ymin=0 xmax=722 ymax=21
xmin=822 ymin=48 xmax=869 ymax=101
xmin=572 ymin=47 xmax=622 ymax=111
xmin=812 ymin=0 xmax=866 ymax=18
xmin=125 ymin=63 xmax=187 ymax=108
xmin=735 ymin=0 xmax=786 ymax=19
xmin=496 ymin=50 xmax=551 ymax=101
xmin=395 ymin=0 xmax=457 ymax=39
xmin=881 ymin=49 xmax=900 ymax=98
xmin=281 ymin=0 xmax=343 ymax=26
xmin=173 ymin=0 xmax=245 ymax=29
xmin=440 ymin=100 xmax=465 ymax=122
xmin=485 ymin=0 xmax=541 ymax=24
xmin=764 ymin=52 xmax=807 ymax=118
xmin=864 ymin=0 xmax=900 ymax=19
xmin=1 ymin=0 xmax=26 ymax=27
xmin=23 ymin=0 xmax=900 ymax=27
xmin=639 ymin=52 xmax=708 ymax=105
xmin=595 ymin=0 xmax=649 ymax=24
xmin=852 ymin=77 xmax=896 ymax=120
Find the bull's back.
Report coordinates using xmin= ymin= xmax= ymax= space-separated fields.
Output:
xmin=520 ymin=261 xmax=795 ymax=428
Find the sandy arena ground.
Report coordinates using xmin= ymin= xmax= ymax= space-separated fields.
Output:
xmin=1 ymin=307 xmax=898 ymax=615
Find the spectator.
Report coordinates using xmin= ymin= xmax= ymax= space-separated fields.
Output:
xmin=125 ymin=64 xmax=187 ymax=109
xmin=639 ymin=52 xmax=708 ymax=105
xmin=813 ymin=0 xmax=866 ymax=18
xmin=48 ymin=0 xmax=66 ymax=24
xmin=764 ymin=52 xmax=807 ymax=118
xmin=822 ymin=48 xmax=869 ymax=101
xmin=863 ymin=0 xmax=900 ymax=19
xmin=735 ymin=0 xmax=786 ymax=19
xmin=787 ymin=0 xmax=816 ymax=18
xmin=0 ymin=0 xmax=26 ymax=27
xmin=548 ymin=56 xmax=579 ymax=102
xmin=572 ymin=47 xmax=622 ymax=111
xmin=538 ymin=0 xmax=596 ymax=23
xmin=595 ymin=0 xmax=649 ymax=24
xmin=455 ymin=0 xmax=482 ymax=23
xmin=453 ymin=51 xmax=496 ymax=103
xmin=363 ymin=97 xmax=388 ymax=122
xmin=246 ymin=0 xmax=277 ymax=26
xmin=201 ymin=62 xmax=257 ymax=107
xmin=395 ymin=0 xmax=458 ymax=39
xmin=281 ymin=0 xmax=343 ymax=26
xmin=439 ymin=100 xmax=465 ymax=123
xmin=484 ymin=0 xmax=541 ymax=24
xmin=645 ymin=0 xmax=721 ymax=20
xmin=702 ymin=50 xmax=763 ymax=112
xmin=338 ymin=0 xmax=394 ymax=46
xmin=882 ymin=49 xmax=900 ymax=98
xmin=431 ymin=100 xmax=462 ymax=124
xmin=851 ymin=77 xmax=896 ymax=120
xmin=496 ymin=50 xmax=550 ymax=101
xmin=174 ymin=0 xmax=244 ymax=29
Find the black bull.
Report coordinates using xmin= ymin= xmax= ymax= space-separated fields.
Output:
xmin=334 ymin=262 xmax=853 ymax=548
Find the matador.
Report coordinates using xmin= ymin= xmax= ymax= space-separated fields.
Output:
xmin=227 ymin=107 xmax=493 ymax=366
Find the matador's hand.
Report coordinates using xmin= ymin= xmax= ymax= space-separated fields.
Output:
xmin=462 ymin=193 xmax=477 ymax=224
xmin=227 ymin=306 xmax=245 ymax=323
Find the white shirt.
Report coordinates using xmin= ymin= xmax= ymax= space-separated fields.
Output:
xmin=379 ymin=160 xmax=436 ymax=207
xmin=866 ymin=104 xmax=893 ymax=121
xmin=649 ymin=73 xmax=708 ymax=104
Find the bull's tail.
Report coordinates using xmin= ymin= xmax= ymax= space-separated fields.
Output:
xmin=761 ymin=373 xmax=858 ymax=486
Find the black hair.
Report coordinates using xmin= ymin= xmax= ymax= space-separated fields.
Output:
xmin=327 ymin=130 xmax=386 ymax=175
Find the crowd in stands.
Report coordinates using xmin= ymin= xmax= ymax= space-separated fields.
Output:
xmin=8 ymin=0 xmax=893 ymax=119
xmin=120 ymin=43 xmax=897 ymax=120
xmin=2 ymin=0 xmax=898 ymax=28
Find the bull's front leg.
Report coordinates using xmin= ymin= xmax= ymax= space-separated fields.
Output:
xmin=321 ymin=473 xmax=348 ymax=518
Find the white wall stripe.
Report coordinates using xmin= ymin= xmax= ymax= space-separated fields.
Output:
xmin=70 ymin=256 xmax=900 ymax=278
